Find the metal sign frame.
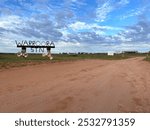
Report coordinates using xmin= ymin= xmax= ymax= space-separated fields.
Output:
xmin=16 ymin=41 xmax=55 ymax=60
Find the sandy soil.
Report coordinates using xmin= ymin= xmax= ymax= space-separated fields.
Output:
xmin=0 ymin=57 xmax=150 ymax=112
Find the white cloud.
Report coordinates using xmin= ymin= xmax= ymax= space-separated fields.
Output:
xmin=0 ymin=15 xmax=24 ymax=29
xmin=115 ymin=34 xmax=132 ymax=42
xmin=117 ymin=0 xmax=129 ymax=6
xmin=96 ymin=1 xmax=113 ymax=22
xmin=0 ymin=0 xmax=150 ymax=53
xmin=121 ymin=7 xmax=147 ymax=19
xmin=95 ymin=0 xmax=129 ymax=22
xmin=69 ymin=21 xmax=86 ymax=30
xmin=0 ymin=15 xmax=27 ymax=52
xmin=69 ymin=21 xmax=122 ymax=32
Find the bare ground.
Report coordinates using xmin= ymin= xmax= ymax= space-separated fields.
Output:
xmin=0 ymin=57 xmax=150 ymax=112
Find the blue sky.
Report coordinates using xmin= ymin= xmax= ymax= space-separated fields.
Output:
xmin=0 ymin=0 xmax=150 ymax=53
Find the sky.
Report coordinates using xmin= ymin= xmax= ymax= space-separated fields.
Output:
xmin=0 ymin=0 xmax=150 ymax=53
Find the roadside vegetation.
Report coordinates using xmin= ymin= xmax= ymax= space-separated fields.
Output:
xmin=0 ymin=53 xmax=148 ymax=69
xmin=145 ymin=53 xmax=150 ymax=61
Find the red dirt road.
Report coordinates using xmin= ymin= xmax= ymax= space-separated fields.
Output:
xmin=0 ymin=57 xmax=150 ymax=112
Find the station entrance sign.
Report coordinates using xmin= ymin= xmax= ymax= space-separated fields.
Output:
xmin=16 ymin=40 xmax=55 ymax=60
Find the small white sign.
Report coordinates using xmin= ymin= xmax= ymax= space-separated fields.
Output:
xmin=108 ymin=52 xmax=114 ymax=56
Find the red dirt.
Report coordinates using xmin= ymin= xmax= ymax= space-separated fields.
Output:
xmin=0 ymin=57 xmax=150 ymax=112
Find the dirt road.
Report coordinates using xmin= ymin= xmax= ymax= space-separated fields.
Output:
xmin=0 ymin=57 xmax=150 ymax=112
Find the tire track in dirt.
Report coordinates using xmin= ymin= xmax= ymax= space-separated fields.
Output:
xmin=116 ymin=58 xmax=150 ymax=112
xmin=0 ymin=58 xmax=150 ymax=112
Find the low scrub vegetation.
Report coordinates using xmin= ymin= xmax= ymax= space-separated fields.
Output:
xmin=0 ymin=53 xmax=147 ymax=69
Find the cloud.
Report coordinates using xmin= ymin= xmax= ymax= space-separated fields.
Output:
xmin=0 ymin=14 xmax=63 ymax=45
xmin=117 ymin=19 xmax=150 ymax=43
xmin=65 ymin=18 xmax=150 ymax=51
xmin=0 ymin=7 xmax=12 ymax=15
xmin=64 ymin=31 xmax=113 ymax=45
xmin=96 ymin=0 xmax=129 ymax=22
xmin=95 ymin=1 xmax=113 ymax=22
xmin=0 ymin=0 xmax=150 ymax=53
xmin=116 ymin=0 xmax=129 ymax=7
xmin=121 ymin=7 xmax=147 ymax=19
xmin=69 ymin=21 xmax=122 ymax=32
